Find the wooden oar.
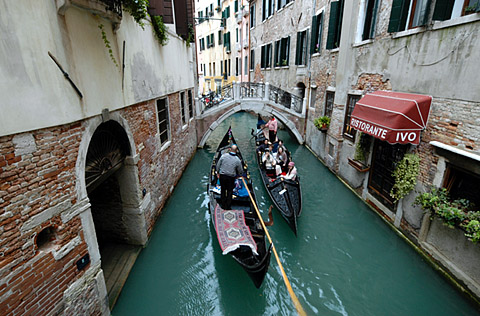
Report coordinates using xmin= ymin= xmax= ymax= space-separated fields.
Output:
xmin=240 ymin=178 xmax=306 ymax=316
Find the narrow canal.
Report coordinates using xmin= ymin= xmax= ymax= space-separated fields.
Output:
xmin=113 ymin=112 xmax=477 ymax=315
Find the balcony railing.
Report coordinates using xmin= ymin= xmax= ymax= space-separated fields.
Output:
xmin=269 ymin=84 xmax=303 ymax=113
xmin=240 ymin=82 xmax=264 ymax=98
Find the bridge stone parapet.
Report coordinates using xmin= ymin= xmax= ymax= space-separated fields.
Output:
xmin=195 ymin=82 xmax=306 ymax=147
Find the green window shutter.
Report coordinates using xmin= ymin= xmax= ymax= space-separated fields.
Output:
xmin=235 ymin=0 xmax=238 ymax=12
xmin=432 ymin=0 xmax=454 ymax=20
xmin=369 ymin=0 xmax=380 ymax=39
xmin=388 ymin=0 xmax=408 ymax=32
xmin=421 ymin=0 xmax=433 ymax=26
xmin=310 ymin=15 xmax=318 ymax=54
xmin=295 ymin=32 xmax=301 ymax=65
xmin=326 ymin=1 xmax=339 ymax=49
xmin=261 ymin=46 xmax=265 ymax=68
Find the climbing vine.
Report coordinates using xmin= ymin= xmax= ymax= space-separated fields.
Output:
xmin=121 ymin=0 xmax=149 ymax=29
xmin=98 ymin=24 xmax=118 ymax=67
xmin=390 ymin=153 xmax=420 ymax=201
xmin=151 ymin=15 xmax=169 ymax=46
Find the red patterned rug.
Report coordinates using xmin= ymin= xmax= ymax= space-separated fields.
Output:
xmin=214 ymin=205 xmax=258 ymax=255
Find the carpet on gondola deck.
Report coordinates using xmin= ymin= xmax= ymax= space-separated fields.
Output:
xmin=214 ymin=205 xmax=258 ymax=255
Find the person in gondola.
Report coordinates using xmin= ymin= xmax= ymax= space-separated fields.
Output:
xmin=256 ymin=114 xmax=266 ymax=130
xmin=281 ymin=161 xmax=297 ymax=181
xmin=275 ymin=146 xmax=288 ymax=170
xmin=216 ymin=144 xmax=243 ymax=209
xmin=256 ymin=139 xmax=269 ymax=154
xmin=265 ymin=116 xmax=278 ymax=143
xmin=262 ymin=149 xmax=277 ymax=177
xmin=272 ymin=139 xmax=286 ymax=154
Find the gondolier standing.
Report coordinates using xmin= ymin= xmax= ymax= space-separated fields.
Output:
xmin=265 ymin=116 xmax=278 ymax=143
xmin=216 ymin=144 xmax=243 ymax=209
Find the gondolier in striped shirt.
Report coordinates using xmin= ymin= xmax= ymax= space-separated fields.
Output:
xmin=216 ymin=144 xmax=243 ymax=209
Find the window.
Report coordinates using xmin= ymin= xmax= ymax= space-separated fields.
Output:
xmin=198 ymin=11 xmax=204 ymax=23
xmin=388 ymin=0 xmax=433 ymax=32
xmin=157 ymin=98 xmax=170 ymax=145
xmin=235 ymin=0 xmax=238 ymax=12
xmin=262 ymin=0 xmax=274 ymax=21
xmin=310 ymin=12 xmax=324 ymax=54
xmin=274 ymin=37 xmax=290 ymax=67
xmin=199 ymin=38 xmax=205 ymax=50
xmin=250 ymin=49 xmax=255 ymax=70
xmin=277 ymin=0 xmax=291 ymax=10
xmin=236 ymin=28 xmax=239 ymax=42
xmin=236 ymin=57 xmax=239 ymax=75
xmin=369 ymin=140 xmax=408 ymax=209
xmin=218 ymin=30 xmax=222 ymax=45
xmin=295 ymin=30 xmax=308 ymax=66
xmin=188 ymin=90 xmax=194 ymax=119
xmin=239 ymin=58 xmax=242 ymax=76
xmin=250 ymin=4 xmax=256 ymax=28
xmin=244 ymin=56 xmax=248 ymax=74
xmin=433 ymin=0 xmax=480 ymax=21
xmin=224 ymin=32 xmax=231 ymax=52
xmin=343 ymin=94 xmax=360 ymax=141
xmin=213 ymin=62 xmax=215 ymax=76
xmin=326 ymin=0 xmax=344 ymax=49
xmin=261 ymin=43 xmax=272 ymax=69
xmin=325 ymin=91 xmax=334 ymax=117
xmin=221 ymin=61 xmax=223 ymax=76
xmin=210 ymin=3 xmax=214 ymax=14
xmin=228 ymin=59 xmax=231 ymax=76
xmin=207 ymin=33 xmax=215 ymax=48
xmin=180 ymin=91 xmax=186 ymax=125
xmin=443 ymin=165 xmax=480 ymax=209
xmin=224 ymin=60 xmax=228 ymax=77
xmin=359 ymin=0 xmax=379 ymax=41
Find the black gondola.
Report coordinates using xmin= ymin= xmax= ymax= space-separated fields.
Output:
xmin=252 ymin=128 xmax=302 ymax=235
xmin=207 ymin=127 xmax=272 ymax=288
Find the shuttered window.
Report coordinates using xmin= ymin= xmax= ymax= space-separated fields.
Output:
xmin=326 ymin=0 xmax=344 ymax=50
xmin=432 ymin=0 xmax=455 ymax=20
xmin=388 ymin=0 xmax=432 ymax=32
xmin=362 ymin=0 xmax=379 ymax=40
xmin=250 ymin=4 xmax=256 ymax=27
xmin=310 ymin=12 xmax=323 ymax=54
xmin=188 ymin=89 xmax=193 ymax=119
xmin=250 ymin=49 xmax=255 ymax=70
xmin=295 ymin=30 xmax=308 ymax=65
xmin=180 ymin=91 xmax=186 ymax=125
xmin=149 ymin=0 xmax=174 ymax=24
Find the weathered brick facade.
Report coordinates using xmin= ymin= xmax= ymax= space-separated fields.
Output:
xmin=0 ymin=89 xmax=197 ymax=314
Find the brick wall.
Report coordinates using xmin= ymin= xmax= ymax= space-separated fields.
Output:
xmin=121 ymin=92 xmax=198 ymax=234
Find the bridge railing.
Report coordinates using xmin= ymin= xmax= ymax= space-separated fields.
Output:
xmin=198 ymin=82 xmax=303 ymax=114
xmin=240 ymin=82 xmax=264 ymax=99
xmin=199 ymin=83 xmax=234 ymax=112
xmin=268 ymin=84 xmax=303 ymax=114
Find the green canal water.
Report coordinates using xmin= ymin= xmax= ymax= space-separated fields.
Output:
xmin=113 ymin=112 xmax=478 ymax=315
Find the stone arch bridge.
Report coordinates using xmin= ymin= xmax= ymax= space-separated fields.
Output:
xmin=195 ymin=82 xmax=307 ymax=147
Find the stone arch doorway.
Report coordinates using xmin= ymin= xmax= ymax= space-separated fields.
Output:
xmin=85 ymin=120 xmax=146 ymax=308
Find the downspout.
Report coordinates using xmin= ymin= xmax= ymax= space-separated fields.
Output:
xmin=303 ymin=0 xmax=317 ymax=136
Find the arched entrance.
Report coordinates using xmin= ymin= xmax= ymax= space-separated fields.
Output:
xmin=85 ymin=120 xmax=144 ymax=308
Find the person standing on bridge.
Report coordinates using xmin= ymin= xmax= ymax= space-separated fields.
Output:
xmin=265 ymin=116 xmax=278 ymax=143
xmin=216 ymin=144 xmax=243 ymax=209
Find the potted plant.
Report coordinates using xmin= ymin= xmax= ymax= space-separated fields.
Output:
xmin=464 ymin=4 xmax=479 ymax=15
xmin=314 ymin=116 xmax=330 ymax=132
xmin=348 ymin=132 xmax=371 ymax=172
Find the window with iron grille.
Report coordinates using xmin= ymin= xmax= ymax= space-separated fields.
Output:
xmin=188 ymin=90 xmax=194 ymax=119
xmin=325 ymin=91 xmax=334 ymax=116
xmin=156 ymin=98 xmax=170 ymax=145
xmin=180 ymin=91 xmax=186 ymax=125
xmin=343 ymin=94 xmax=360 ymax=142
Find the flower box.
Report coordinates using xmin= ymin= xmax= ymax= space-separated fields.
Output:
xmin=348 ymin=158 xmax=370 ymax=172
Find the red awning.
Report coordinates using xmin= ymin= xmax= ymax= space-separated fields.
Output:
xmin=350 ymin=91 xmax=432 ymax=145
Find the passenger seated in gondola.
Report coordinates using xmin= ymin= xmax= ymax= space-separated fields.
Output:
xmin=275 ymin=146 xmax=288 ymax=170
xmin=262 ymin=149 xmax=277 ymax=177
xmin=256 ymin=139 xmax=269 ymax=154
xmin=272 ymin=139 xmax=286 ymax=154
xmin=280 ymin=161 xmax=297 ymax=181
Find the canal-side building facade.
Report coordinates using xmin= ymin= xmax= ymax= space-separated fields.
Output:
xmin=195 ymin=0 xmax=250 ymax=94
xmin=0 ymin=0 xmax=197 ymax=314
xmin=250 ymin=0 xmax=480 ymax=301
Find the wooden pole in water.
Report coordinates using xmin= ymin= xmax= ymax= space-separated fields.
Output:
xmin=241 ymin=178 xmax=306 ymax=316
